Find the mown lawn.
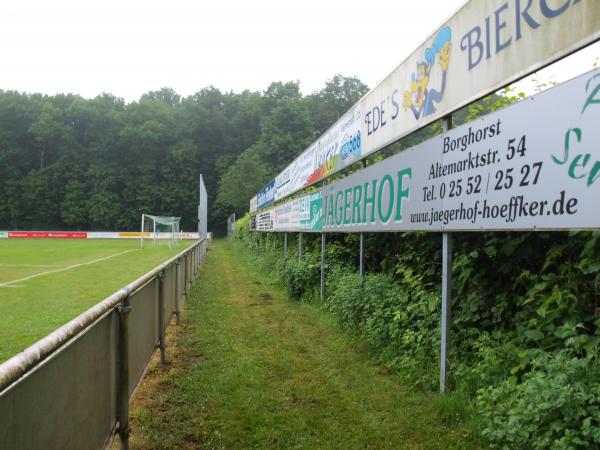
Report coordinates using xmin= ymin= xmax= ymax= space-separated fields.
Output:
xmin=129 ymin=240 xmax=478 ymax=449
xmin=0 ymin=239 xmax=194 ymax=362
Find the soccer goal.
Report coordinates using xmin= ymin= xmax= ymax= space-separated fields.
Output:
xmin=141 ymin=214 xmax=181 ymax=248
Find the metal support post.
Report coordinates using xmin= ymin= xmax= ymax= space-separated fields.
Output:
xmin=298 ymin=233 xmax=303 ymax=262
xmin=284 ymin=233 xmax=288 ymax=259
xmin=440 ymin=233 xmax=453 ymax=393
xmin=158 ymin=271 xmax=166 ymax=364
xmin=320 ymin=233 xmax=326 ymax=300
xmin=440 ymin=114 xmax=453 ymax=394
xmin=117 ymin=298 xmax=132 ymax=450
xmin=359 ymin=232 xmax=365 ymax=280
xmin=175 ymin=259 xmax=181 ymax=325
xmin=359 ymin=160 xmax=366 ymax=280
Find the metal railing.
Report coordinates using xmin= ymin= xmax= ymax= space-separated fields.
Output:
xmin=0 ymin=238 xmax=208 ymax=450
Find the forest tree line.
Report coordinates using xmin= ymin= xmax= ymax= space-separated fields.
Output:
xmin=0 ymin=76 xmax=368 ymax=233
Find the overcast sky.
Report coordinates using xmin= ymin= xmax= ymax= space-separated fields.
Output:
xmin=1 ymin=0 xmax=598 ymax=102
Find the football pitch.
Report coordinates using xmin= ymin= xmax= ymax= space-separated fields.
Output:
xmin=0 ymin=238 xmax=195 ymax=363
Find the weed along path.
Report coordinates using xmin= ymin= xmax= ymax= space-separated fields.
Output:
xmin=129 ymin=240 xmax=476 ymax=449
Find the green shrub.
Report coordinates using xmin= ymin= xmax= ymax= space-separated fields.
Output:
xmin=477 ymin=352 xmax=600 ymax=449
xmin=276 ymin=257 xmax=320 ymax=301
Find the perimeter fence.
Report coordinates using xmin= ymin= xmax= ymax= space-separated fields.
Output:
xmin=0 ymin=238 xmax=208 ymax=450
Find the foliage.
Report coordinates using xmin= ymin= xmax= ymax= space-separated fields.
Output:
xmin=0 ymin=75 xmax=368 ymax=233
xmin=276 ymin=257 xmax=320 ymax=301
xmin=477 ymin=351 xmax=600 ymax=449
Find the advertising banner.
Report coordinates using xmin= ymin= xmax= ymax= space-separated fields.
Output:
xmin=299 ymin=191 xmax=323 ymax=231
xmin=0 ymin=231 xmax=201 ymax=239
xmin=268 ymin=191 xmax=323 ymax=231
xmin=255 ymin=0 xmax=600 ymax=205
xmin=249 ymin=195 xmax=258 ymax=213
xmin=257 ymin=180 xmax=276 ymax=209
xmin=7 ymin=231 xmax=88 ymax=238
xmin=275 ymin=107 xmax=361 ymax=201
xmin=256 ymin=210 xmax=274 ymax=231
xmin=257 ymin=69 xmax=600 ymax=233
xmin=87 ymin=232 xmax=122 ymax=239
xmin=272 ymin=199 xmax=298 ymax=231
xmin=324 ymin=69 xmax=600 ymax=232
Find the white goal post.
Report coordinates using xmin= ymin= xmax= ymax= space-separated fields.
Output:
xmin=140 ymin=214 xmax=182 ymax=248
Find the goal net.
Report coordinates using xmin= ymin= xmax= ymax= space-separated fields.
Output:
xmin=141 ymin=214 xmax=181 ymax=248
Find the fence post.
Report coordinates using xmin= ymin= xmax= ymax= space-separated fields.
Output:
xmin=117 ymin=297 xmax=132 ymax=450
xmin=298 ymin=233 xmax=303 ymax=262
xmin=183 ymin=251 xmax=188 ymax=298
xmin=193 ymin=247 xmax=197 ymax=278
xmin=175 ymin=258 xmax=181 ymax=325
xmin=191 ymin=247 xmax=195 ymax=278
xmin=188 ymin=251 xmax=192 ymax=291
xmin=158 ymin=271 xmax=166 ymax=364
xmin=284 ymin=233 xmax=288 ymax=259
xmin=320 ymin=233 xmax=326 ymax=300
xmin=440 ymin=115 xmax=453 ymax=394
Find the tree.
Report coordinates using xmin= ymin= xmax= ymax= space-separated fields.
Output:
xmin=308 ymin=74 xmax=369 ymax=135
xmin=28 ymin=102 xmax=72 ymax=169
xmin=216 ymin=147 xmax=270 ymax=215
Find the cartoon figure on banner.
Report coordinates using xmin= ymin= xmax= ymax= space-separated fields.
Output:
xmin=403 ymin=26 xmax=452 ymax=120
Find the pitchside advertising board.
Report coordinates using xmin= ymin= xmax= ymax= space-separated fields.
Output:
xmin=0 ymin=231 xmax=201 ymax=239
xmin=252 ymin=68 xmax=600 ymax=232
xmin=251 ymin=0 xmax=600 ymax=207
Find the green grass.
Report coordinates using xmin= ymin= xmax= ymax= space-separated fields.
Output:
xmin=0 ymin=239 xmax=194 ymax=362
xmin=131 ymin=240 xmax=478 ymax=449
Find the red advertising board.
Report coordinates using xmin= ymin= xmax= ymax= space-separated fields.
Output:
xmin=8 ymin=231 xmax=88 ymax=239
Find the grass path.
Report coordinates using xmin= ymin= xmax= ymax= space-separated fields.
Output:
xmin=130 ymin=240 xmax=476 ymax=449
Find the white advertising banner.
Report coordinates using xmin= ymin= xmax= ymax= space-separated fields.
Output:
xmin=255 ymin=69 xmax=600 ymax=232
xmin=268 ymin=191 xmax=324 ymax=231
xmin=256 ymin=210 xmax=274 ymax=231
xmin=274 ymin=106 xmax=362 ymax=201
xmin=256 ymin=0 xmax=600 ymax=205
xmin=249 ymin=195 xmax=258 ymax=213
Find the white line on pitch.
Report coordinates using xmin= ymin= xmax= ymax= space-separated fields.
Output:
xmin=0 ymin=249 xmax=138 ymax=288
